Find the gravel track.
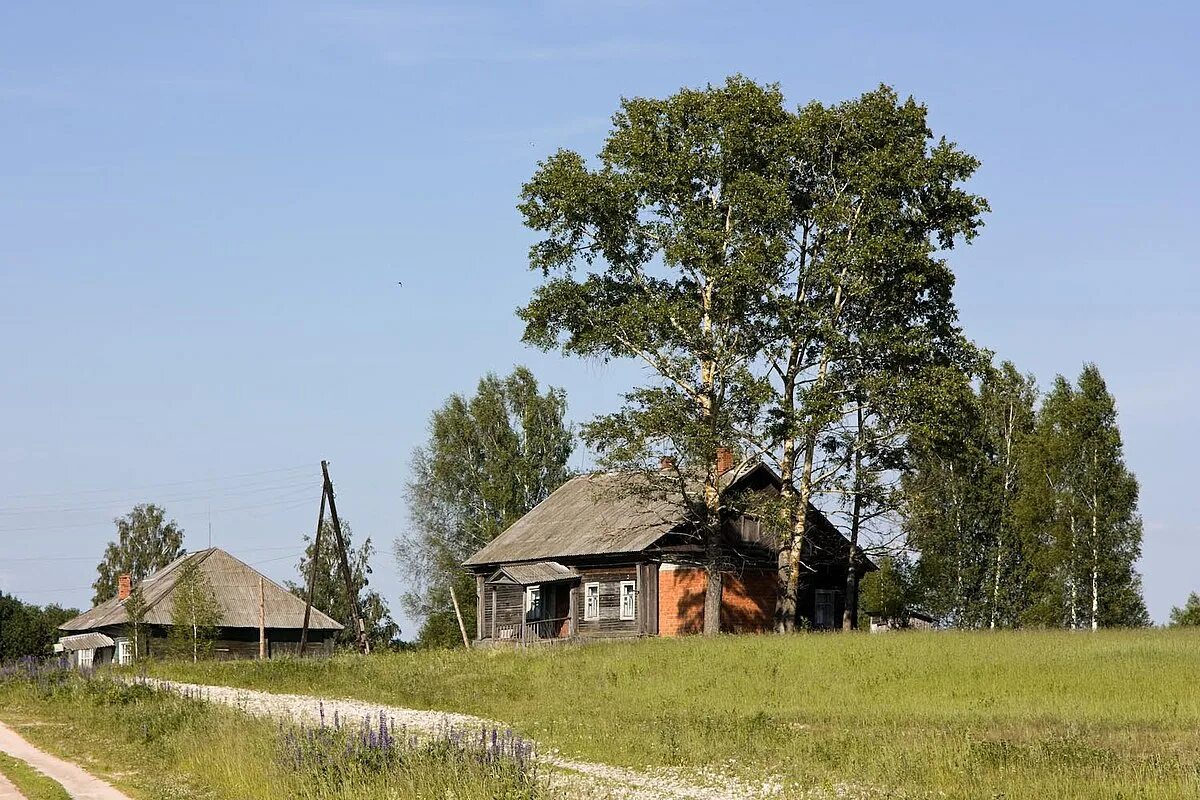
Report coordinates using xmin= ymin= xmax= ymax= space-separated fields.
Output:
xmin=0 ymin=720 xmax=134 ymax=800
xmin=142 ymin=678 xmax=784 ymax=800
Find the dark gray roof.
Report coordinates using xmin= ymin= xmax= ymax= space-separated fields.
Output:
xmin=487 ymin=561 xmax=577 ymax=585
xmin=463 ymin=473 xmax=687 ymax=567
xmin=59 ymin=548 xmax=343 ymax=632
xmin=58 ymin=632 xmax=114 ymax=651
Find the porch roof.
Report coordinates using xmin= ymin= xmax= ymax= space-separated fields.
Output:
xmin=58 ymin=632 xmax=115 ymax=651
xmin=487 ymin=561 xmax=578 ymax=585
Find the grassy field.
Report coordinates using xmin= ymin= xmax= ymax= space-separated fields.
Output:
xmin=0 ymin=668 xmax=542 ymax=800
xmin=140 ymin=629 xmax=1200 ymax=799
xmin=0 ymin=751 xmax=71 ymax=800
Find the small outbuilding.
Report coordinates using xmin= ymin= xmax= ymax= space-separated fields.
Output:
xmin=58 ymin=548 xmax=342 ymax=662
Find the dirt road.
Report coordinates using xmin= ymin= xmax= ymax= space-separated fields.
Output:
xmin=144 ymin=678 xmax=784 ymax=800
xmin=0 ymin=720 xmax=133 ymax=800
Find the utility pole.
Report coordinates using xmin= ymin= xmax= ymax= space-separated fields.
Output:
xmin=259 ymin=576 xmax=267 ymax=659
xmin=298 ymin=486 xmax=326 ymax=657
xmin=321 ymin=460 xmax=369 ymax=655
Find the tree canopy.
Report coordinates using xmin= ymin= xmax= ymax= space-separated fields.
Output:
xmin=398 ymin=366 xmax=573 ymax=647
xmin=93 ymin=503 xmax=185 ymax=605
xmin=1169 ymin=593 xmax=1200 ymax=627
xmin=0 ymin=593 xmax=79 ymax=661
xmin=519 ymin=76 xmax=988 ymax=631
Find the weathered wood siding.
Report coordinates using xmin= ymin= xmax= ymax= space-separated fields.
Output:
xmin=572 ymin=565 xmax=641 ymax=639
xmin=124 ymin=624 xmax=336 ymax=659
xmin=479 ymin=584 xmax=525 ymax=639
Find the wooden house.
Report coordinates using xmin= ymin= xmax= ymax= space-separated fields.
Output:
xmin=58 ymin=548 xmax=342 ymax=663
xmin=463 ymin=457 xmax=876 ymax=645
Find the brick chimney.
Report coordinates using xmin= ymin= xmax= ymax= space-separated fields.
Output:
xmin=716 ymin=446 xmax=735 ymax=475
xmin=118 ymin=574 xmax=132 ymax=601
xmin=659 ymin=456 xmax=676 ymax=471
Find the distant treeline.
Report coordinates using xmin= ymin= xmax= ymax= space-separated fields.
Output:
xmin=0 ymin=592 xmax=79 ymax=661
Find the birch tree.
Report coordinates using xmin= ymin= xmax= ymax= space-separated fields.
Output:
xmin=518 ymin=77 xmax=796 ymax=634
xmin=397 ymin=367 xmax=573 ymax=647
xmin=93 ymin=504 xmax=185 ymax=605
xmin=1071 ymin=364 xmax=1147 ymax=628
xmin=168 ymin=559 xmax=220 ymax=662
xmin=756 ymin=88 xmax=988 ymax=630
xmin=977 ymin=362 xmax=1037 ymax=628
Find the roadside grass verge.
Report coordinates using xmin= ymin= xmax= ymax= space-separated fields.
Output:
xmin=142 ymin=628 xmax=1200 ymax=799
xmin=0 ymin=666 xmax=543 ymax=800
xmin=0 ymin=751 xmax=71 ymax=800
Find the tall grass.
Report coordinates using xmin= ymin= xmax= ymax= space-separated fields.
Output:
xmin=0 ymin=664 xmax=543 ymax=800
xmin=146 ymin=628 xmax=1200 ymax=799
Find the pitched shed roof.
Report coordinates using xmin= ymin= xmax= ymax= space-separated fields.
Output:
xmin=463 ymin=473 xmax=687 ymax=567
xmin=58 ymin=632 xmax=114 ymax=651
xmin=487 ymin=561 xmax=577 ymax=585
xmin=59 ymin=548 xmax=343 ymax=632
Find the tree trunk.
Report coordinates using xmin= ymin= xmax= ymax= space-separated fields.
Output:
xmin=698 ymin=278 xmax=723 ymax=636
xmin=774 ymin=391 xmax=799 ymax=633
xmin=843 ymin=403 xmax=865 ymax=631
xmin=991 ymin=400 xmax=1017 ymax=630
xmin=1091 ymin=495 xmax=1099 ymax=631
xmin=783 ymin=429 xmax=818 ymax=630
xmin=1069 ymin=513 xmax=1078 ymax=629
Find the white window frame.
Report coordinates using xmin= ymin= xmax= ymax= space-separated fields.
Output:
xmin=116 ymin=639 xmax=133 ymax=666
xmin=619 ymin=580 xmax=637 ymax=621
xmin=583 ymin=582 xmax=600 ymax=621
xmin=77 ymin=648 xmax=94 ymax=668
xmin=525 ymin=585 xmax=542 ymax=617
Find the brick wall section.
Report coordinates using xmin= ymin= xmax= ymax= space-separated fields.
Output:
xmin=657 ymin=565 xmax=777 ymax=636
xmin=658 ymin=566 xmax=706 ymax=637
xmin=720 ymin=569 xmax=776 ymax=633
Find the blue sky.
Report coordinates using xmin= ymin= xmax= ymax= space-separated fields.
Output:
xmin=2 ymin=2 xmax=1197 ymax=630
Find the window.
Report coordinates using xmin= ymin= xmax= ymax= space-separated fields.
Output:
xmin=116 ymin=639 xmax=133 ymax=666
xmin=583 ymin=583 xmax=600 ymax=621
xmin=525 ymin=585 xmax=542 ymax=618
xmin=814 ymin=589 xmax=836 ymax=629
xmin=619 ymin=580 xmax=637 ymax=621
xmin=77 ymin=648 xmax=94 ymax=668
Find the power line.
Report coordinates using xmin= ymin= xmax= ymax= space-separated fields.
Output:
xmin=0 ymin=463 xmax=314 ymax=502
xmin=0 ymin=494 xmax=316 ymax=534
xmin=0 ymin=476 xmax=318 ymax=516
xmin=0 ymin=545 xmax=303 ymax=564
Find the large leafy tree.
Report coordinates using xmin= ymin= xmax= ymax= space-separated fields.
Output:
xmin=93 ymin=504 xmax=185 ymax=605
xmin=518 ymin=78 xmax=987 ymax=634
xmin=518 ymin=77 xmax=800 ymax=634
xmin=397 ymin=367 xmax=573 ymax=647
xmin=287 ymin=519 xmax=399 ymax=650
xmin=743 ymin=87 xmax=988 ymax=630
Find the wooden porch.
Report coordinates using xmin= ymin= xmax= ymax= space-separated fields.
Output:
xmin=477 ymin=561 xmax=578 ymax=647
